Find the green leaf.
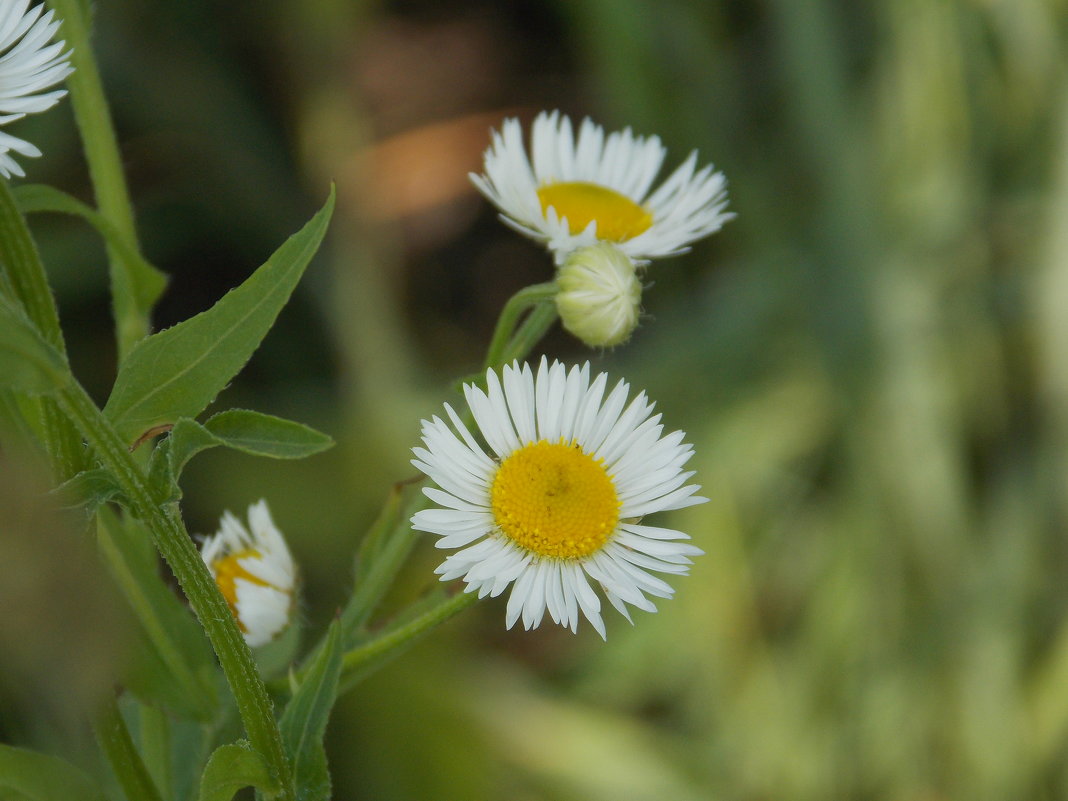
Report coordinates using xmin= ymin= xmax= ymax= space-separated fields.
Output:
xmin=96 ymin=507 xmax=217 ymax=720
xmin=280 ymin=620 xmax=342 ymax=801
xmin=204 ymin=409 xmax=334 ymax=459
xmin=0 ymin=744 xmax=108 ymax=801
xmin=13 ymin=184 xmax=168 ymax=313
xmin=50 ymin=467 xmax=122 ymax=512
xmin=102 ymin=189 xmax=335 ymax=446
xmin=0 ymin=294 xmax=69 ymax=394
xmin=197 ymin=741 xmax=278 ymax=801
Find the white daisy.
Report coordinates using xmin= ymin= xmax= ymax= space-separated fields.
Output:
xmin=201 ymin=500 xmax=297 ymax=648
xmin=411 ymin=358 xmax=706 ymax=638
xmin=0 ymin=0 xmax=74 ymax=178
xmin=470 ymin=110 xmax=733 ymax=265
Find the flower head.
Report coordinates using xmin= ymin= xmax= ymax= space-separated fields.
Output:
xmin=201 ymin=500 xmax=296 ymax=648
xmin=471 ymin=110 xmax=733 ymax=265
xmin=0 ymin=0 xmax=74 ymax=178
xmin=411 ymin=358 xmax=706 ymax=638
xmin=556 ymin=243 xmax=642 ymax=347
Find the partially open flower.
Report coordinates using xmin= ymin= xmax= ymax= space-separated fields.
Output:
xmin=471 ymin=110 xmax=732 ymax=265
xmin=0 ymin=1 xmax=74 ymax=178
xmin=201 ymin=500 xmax=296 ymax=648
xmin=411 ymin=359 xmax=706 ymax=638
xmin=556 ymin=243 xmax=642 ymax=347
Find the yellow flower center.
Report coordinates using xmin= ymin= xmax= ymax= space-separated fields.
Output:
xmin=491 ymin=440 xmax=620 ymax=560
xmin=212 ymin=548 xmax=269 ymax=631
xmin=537 ymin=181 xmax=653 ymax=242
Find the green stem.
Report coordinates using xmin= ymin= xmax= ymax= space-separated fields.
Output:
xmin=483 ymin=283 xmax=557 ymax=370
xmin=48 ymin=0 xmax=149 ymax=360
xmin=54 ymin=380 xmax=294 ymax=801
xmin=0 ymin=179 xmax=82 ymax=478
xmin=500 ymin=301 xmax=559 ymax=365
xmin=338 ymin=591 xmax=478 ymax=693
xmin=93 ymin=695 xmax=165 ymax=801
xmin=138 ymin=703 xmax=173 ymax=801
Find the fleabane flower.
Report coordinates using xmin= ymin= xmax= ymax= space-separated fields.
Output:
xmin=471 ymin=110 xmax=733 ymax=265
xmin=0 ymin=0 xmax=74 ymax=178
xmin=556 ymin=243 xmax=642 ymax=347
xmin=411 ymin=358 xmax=706 ymax=638
xmin=201 ymin=500 xmax=296 ymax=648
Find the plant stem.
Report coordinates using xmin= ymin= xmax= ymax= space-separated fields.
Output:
xmin=339 ymin=590 xmax=479 ymax=693
xmin=501 ymin=300 xmax=560 ymax=365
xmin=54 ymin=379 xmax=294 ymax=801
xmin=48 ymin=0 xmax=149 ymax=361
xmin=94 ymin=694 xmax=165 ymax=801
xmin=483 ymin=283 xmax=557 ymax=370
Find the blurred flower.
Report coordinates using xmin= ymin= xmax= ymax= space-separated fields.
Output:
xmin=0 ymin=0 xmax=74 ymax=178
xmin=471 ymin=110 xmax=732 ymax=265
xmin=201 ymin=500 xmax=296 ymax=648
xmin=411 ymin=358 xmax=705 ymax=638
xmin=556 ymin=243 xmax=642 ymax=347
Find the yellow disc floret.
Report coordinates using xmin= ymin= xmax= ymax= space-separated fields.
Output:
xmin=491 ymin=440 xmax=620 ymax=559
xmin=212 ymin=548 xmax=270 ymax=630
xmin=537 ymin=181 xmax=653 ymax=242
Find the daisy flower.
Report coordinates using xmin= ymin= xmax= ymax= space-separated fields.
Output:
xmin=0 ymin=0 xmax=74 ymax=178
xmin=411 ymin=358 xmax=705 ymax=638
xmin=470 ymin=110 xmax=733 ymax=265
xmin=201 ymin=500 xmax=297 ymax=648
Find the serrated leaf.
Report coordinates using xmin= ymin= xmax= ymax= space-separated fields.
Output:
xmin=197 ymin=741 xmax=277 ymax=801
xmin=204 ymin=409 xmax=333 ymax=459
xmin=102 ymin=189 xmax=335 ymax=445
xmin=13 ymin=184 xmax=168 ymax=312
xmin=0 ymin=745 xmax=108 ymax=801
xmin=280 ymin=620 xmax=342 ymax=801
xmin=0 ymin=294 xmax=69 ymax=394
xmin=97 ymin=507 xmax=217 ymax=720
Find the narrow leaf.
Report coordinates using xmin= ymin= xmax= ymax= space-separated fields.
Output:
xmin=0 ymin=744 xmax=108 ymax=801
xmin=204 ymin=409 xmax=334 ymax=459
xmin=0 ymin=294 xmax=69 ymax=394
xmin=103 ymin=189 xmax=335 ymax=445
xmin=280 ymin=620 xmax=342 ymax=801
xmin=97 ymin=507 xmax=217 ymax=719
xmin=13 ymin=183 xmax=168 ymax=312
xmin=197 ymin=742 xmax=277 ymax=801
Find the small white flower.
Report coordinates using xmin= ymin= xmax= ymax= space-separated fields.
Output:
xmin=201 ymin=500 xmax=297 ymax=648
xmin=556 ymin=243 xmax=642 ymax=348
xmin=0 ymin=0 xmax=74 ymax=178
xmin=471 ymin=110 xmax=733 ymax=265
xmin=411 ymin=358 xmax=706 ymax=638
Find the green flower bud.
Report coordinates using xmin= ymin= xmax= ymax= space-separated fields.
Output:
xmin=555 ymin=244 xmax=642 ymax=347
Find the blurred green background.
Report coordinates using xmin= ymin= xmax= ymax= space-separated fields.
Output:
xmin=7 ymin=0 xmax=1068 ymax=798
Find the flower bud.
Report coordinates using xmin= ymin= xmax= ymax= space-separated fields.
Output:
xmin=555 ymin=244 xmax=642 ymax=347
xmin=201 ymin=500 xmax=296 ymax=648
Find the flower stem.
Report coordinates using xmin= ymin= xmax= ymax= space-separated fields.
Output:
xmin=54 ymin=379 xmax=294 ymax=801
xmin=483 ymin=282 xmax=557 ymax=370
xmin=338 ymin=590 xmax=478 ymax=693
xmin=48 ymin=0 xmax=149 ymax=361
xmin=501 ymin=300 xmax=560 ymax=364
xmin=93 ymin=694 xmax=165 ymax=801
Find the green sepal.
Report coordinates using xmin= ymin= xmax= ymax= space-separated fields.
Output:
xmin=0 ymin=744 xmax=108 ymax=801
xmin=96 ymin=507 xmax=217 ymax=720
xmin=102 ymin=188 xmax=335 ymax=446
xmin=13 ymin=183 xmax=168 ymax=313
xmin=0 ymin=293 xmax=69 ymax=394
xmin=196 ymin=741 xmax=278 ymax=801
xmin=280 ymin=620 xmax=342 ymax=801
